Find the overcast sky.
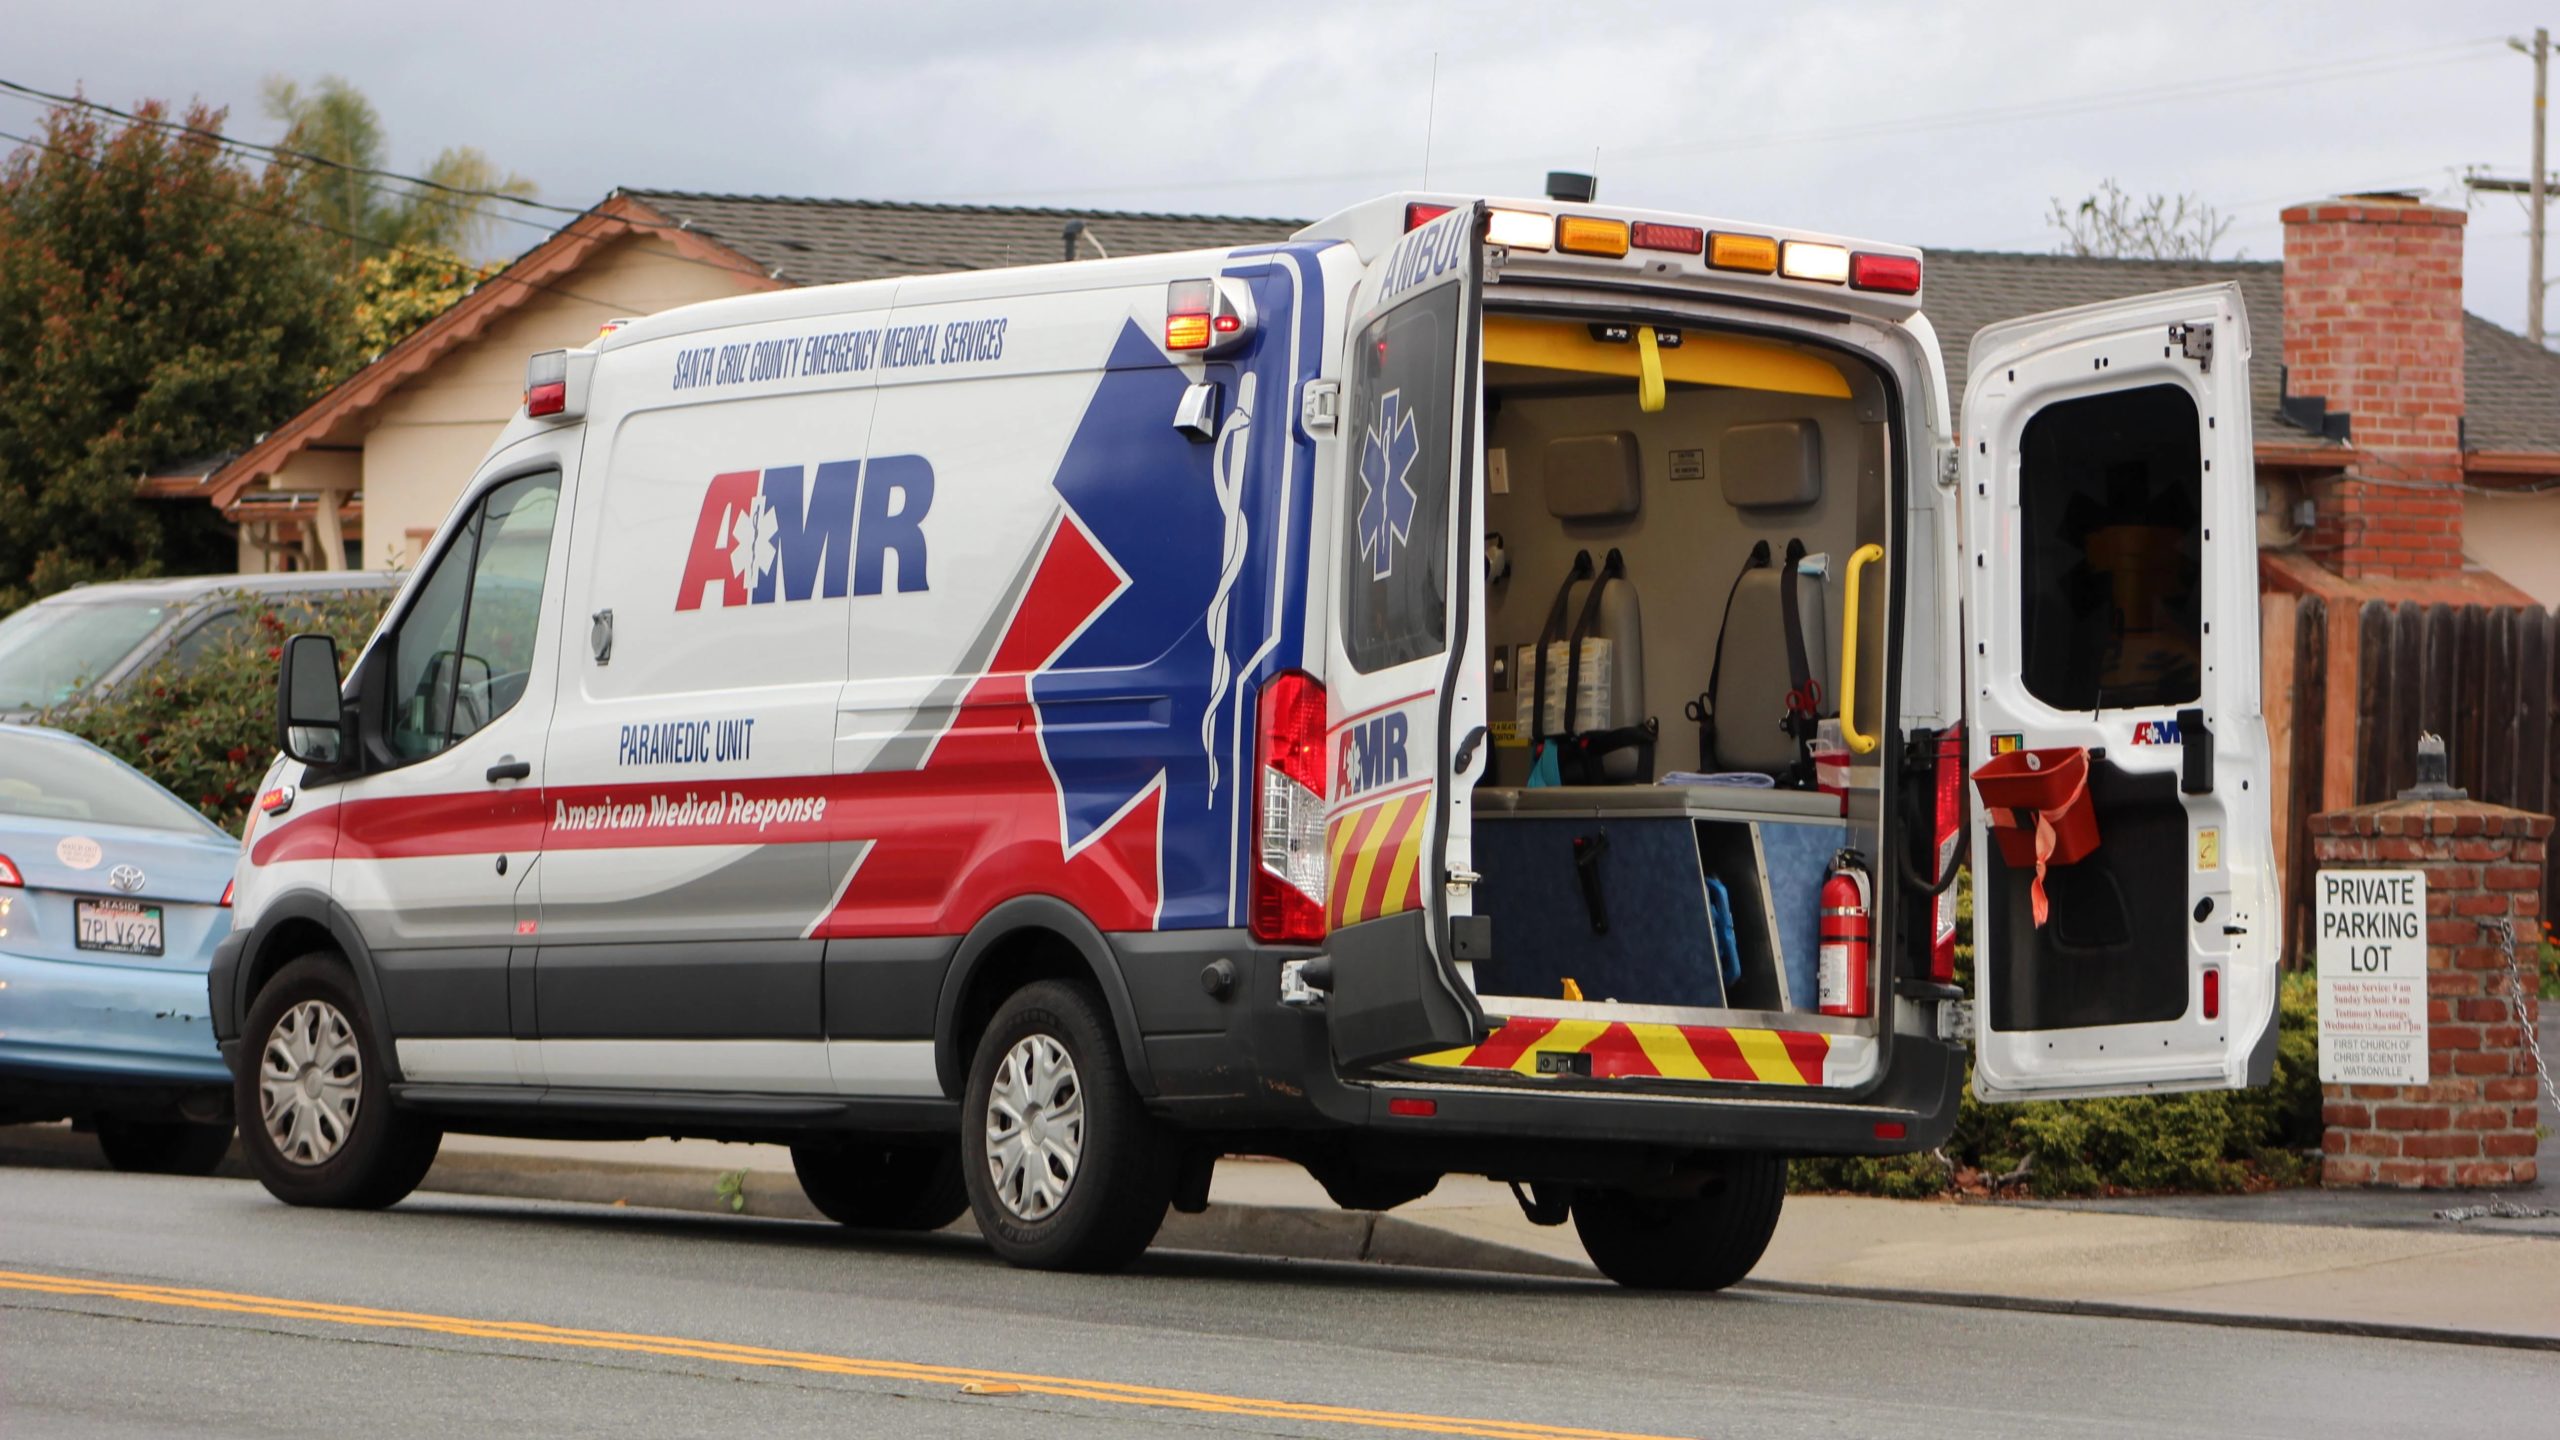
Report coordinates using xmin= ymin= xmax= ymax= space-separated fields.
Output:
xmin=8 ymin=1 xmax=2557 ymax=338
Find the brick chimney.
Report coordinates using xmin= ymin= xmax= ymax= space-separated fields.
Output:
xmin=2280 ymin=194 xmax=2467 ymax=580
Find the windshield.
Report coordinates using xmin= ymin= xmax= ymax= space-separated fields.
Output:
xmin=0 ymin=597 xmax=172 ymax=711
xmin=0 ymin=731 xmax=223 ymax=835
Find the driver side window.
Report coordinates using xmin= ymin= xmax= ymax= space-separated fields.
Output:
xmin=388 ymin=471 xmax=560 ymax=761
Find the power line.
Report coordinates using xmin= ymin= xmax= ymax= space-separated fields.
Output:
xmin=883 ymin=36 xmax=2512 ymax=204
xmin=0 ymin=78 xmax=989 ymax=282
xmin=0 ymin=124 xmax=651 ymax=315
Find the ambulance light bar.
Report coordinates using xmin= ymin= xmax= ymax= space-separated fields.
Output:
xmin=1385 ymin=201 xmax=1920 ymax=297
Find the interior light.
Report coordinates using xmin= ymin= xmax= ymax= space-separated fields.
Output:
xmin=1485 ymin=208 xmax=1555 ymax=252
xmin=1706 ymin=232 xmax=1779 ymax=273
xmin=1781 ymin=241 xmax=1852 ymax=284
xmin=1555 ymin=215 xmax=1630 ymax=257
xmin=1850 ymin=252 xmax=1922 ymax=295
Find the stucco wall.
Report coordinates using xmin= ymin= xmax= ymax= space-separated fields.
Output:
xmin=2462 ymin=489 xmax=2560 ymax=610
xmin=358 ymin=233 xmax=756 ymax=566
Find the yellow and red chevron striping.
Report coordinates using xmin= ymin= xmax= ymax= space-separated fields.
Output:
xmin=1407 ymin=1016 xmax=1832 ymax=1086
xmin=1325 ymin=785 xmax=1430 ymax=928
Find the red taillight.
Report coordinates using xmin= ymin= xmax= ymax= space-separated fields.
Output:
xmin=0 ymin=854 xmax=20 ymax=887
xmin=1929 ymin=726 xmax=1963 ymax=984
xmin=1250 ymin=670 xmax=1329 ymax=945
xmin=524 ymin=349 xmax=570 ymax=416
xmin=1630 ymin=221 xmax=1704 ymax=254
xmin=219 ymin=878 xmax=235 ymax=908
xmin=525 ymin=381 xmax=568 ymax=416
xmin=1388 ymin=1097 xmax=1437 ymax=1118
xmin=1850 ymin=252 xmax=1922 ymax=295
xmin=1404 ymin=202 xmax=1455 ymax=231
xmin=2201 ymin=967 xmax=2221 ymax=1020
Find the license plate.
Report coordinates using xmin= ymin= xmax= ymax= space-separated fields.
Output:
xmin=75 ymin=898 xmax=164 ymax=956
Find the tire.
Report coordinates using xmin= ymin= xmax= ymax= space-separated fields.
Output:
xmin=960 ymin=980 xmax=1175 ymax=1272
xmin=1571 ymin=1151 xmax=1786 ymax=1292
xmin=791 ymin=1142 xmax=970 ymax=1231
xmin=95 ymin=1117 xmax=233 ymax=1176
xmin=235 ymin=955 xmax=441 ymax=1209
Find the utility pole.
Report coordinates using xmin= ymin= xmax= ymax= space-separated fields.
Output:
xmin=2463 ymin=29 xmax=2552 ymax=346
xmin=2533 ymin=26 xmax=2547 ymax=347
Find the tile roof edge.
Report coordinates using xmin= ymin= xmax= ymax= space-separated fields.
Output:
xmin=619 ymin=187 xmax=1308 ymax=228
xmin=1920 ymin=247 xmax=2282 ymax=271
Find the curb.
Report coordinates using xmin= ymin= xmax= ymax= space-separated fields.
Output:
xmin=416 ymin=1149 xmax=1597 ymax=1279
xmin=1734 ymin=1279 xmax=2560 ymax=1353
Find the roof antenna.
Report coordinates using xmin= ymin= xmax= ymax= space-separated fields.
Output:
xmin=1422 ymin=52 xmax=1441 ymax=190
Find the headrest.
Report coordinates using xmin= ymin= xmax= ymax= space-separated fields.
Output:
xmin=1544 ymin=432 xmax=1640 ymax=519
xmin=1720 ymin=420 xmax=1822 ymax=510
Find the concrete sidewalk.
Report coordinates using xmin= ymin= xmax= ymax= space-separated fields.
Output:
xmin=421 ymin=1132 xmax=2560 ymax=1347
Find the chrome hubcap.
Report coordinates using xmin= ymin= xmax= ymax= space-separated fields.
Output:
xmin=259 ymin=999 xmax=362 ymax=1166
xmin=984 ymin=1034 xmax=1083 ymax=1221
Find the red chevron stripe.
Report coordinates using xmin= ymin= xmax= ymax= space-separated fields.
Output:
xmin=1780 ymin=1028 xmax=1831 ymax=1085
xmin=1362 ymin=792 xmax=1430 ymax=920
xmin=1583 ymin=1022 xmax=1661 ymax=1080
xmin=1463 ymin=1016 xmax=1559 ymax=1070
xmin=1681 ymin=1025 xmax=1761 ymax=1082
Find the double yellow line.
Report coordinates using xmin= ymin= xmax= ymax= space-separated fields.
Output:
xmin=0 ymin=1267 xmax=1694 ymax=1440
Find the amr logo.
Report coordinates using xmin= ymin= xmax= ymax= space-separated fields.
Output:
xmin=1337 ymin=710 xmax=1411 ymax=800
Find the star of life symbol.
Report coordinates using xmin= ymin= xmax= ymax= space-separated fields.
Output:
xmin=731 ymin=493 xmax=778 ymax=589
xmin=1357 ymin=388 xmax=1421 ymax=581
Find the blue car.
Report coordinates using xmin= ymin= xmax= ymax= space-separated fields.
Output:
xmin=0 ymin=723 xmax=239 ymax=1173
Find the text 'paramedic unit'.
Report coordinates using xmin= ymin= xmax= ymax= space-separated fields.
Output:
xmin=213 ymin=180 xmax=2278 ymax=1287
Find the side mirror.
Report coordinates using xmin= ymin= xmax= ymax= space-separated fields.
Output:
xmin=276 ymin=633 xmax=346 ymax=766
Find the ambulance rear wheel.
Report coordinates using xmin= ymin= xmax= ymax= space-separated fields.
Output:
xmin=1572 ymin=1151 xmax=1785 ymax=1292
xmin=790 ymin=1142 xmax=969 ymax=1231
xmin=961 ymin=980 xmax=1176 ymax=1272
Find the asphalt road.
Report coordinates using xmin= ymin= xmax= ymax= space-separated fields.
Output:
xmin=3 ymin=1167 xmax=2555 ymax=1440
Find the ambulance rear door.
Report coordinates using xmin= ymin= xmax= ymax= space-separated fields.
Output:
xmin=1958 ymin=283 xmax=2281 ymax=1101
xmin=1319 ymin=202 xmax=1489 ymax=1069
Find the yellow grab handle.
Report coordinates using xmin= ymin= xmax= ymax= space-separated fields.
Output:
xmin=1839 ymin=543 xmax=1885 ymax=755
xmin=1634 ymin=325 xmax=1667 ymax=413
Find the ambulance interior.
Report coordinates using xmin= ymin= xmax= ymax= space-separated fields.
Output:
xmin=1462 ymin=310 xmax=1896 ymax=1029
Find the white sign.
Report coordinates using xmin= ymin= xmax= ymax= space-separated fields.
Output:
xmin=2315 ymin=868 xmax=2430 ymax=1085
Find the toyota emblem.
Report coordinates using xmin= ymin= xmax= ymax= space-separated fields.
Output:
xmin=107 ymin=864 xmax=146 ymax=893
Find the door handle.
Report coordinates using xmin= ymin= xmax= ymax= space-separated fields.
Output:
xmin=486 ymin=758 xmax=532 ymax=783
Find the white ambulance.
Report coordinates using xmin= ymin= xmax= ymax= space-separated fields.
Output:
xmin=214 ymin=191 xmax=2278 ymax=1287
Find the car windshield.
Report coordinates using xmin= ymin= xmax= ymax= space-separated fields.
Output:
xmin=0 ymin=597 xmax=172 ymax=711
xmin=0 ymin=731 xmax=221 ymax=835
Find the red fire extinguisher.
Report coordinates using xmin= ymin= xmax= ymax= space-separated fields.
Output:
xmin=1818 ymin=849 xmax=1873 ymax=1018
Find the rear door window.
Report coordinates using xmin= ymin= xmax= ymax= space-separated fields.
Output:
xmin=1339 ymin=284 xmax=1460 ymax=673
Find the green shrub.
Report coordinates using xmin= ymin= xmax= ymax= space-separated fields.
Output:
xmin=42 ymin=588 xmax=391 ymax=833
xmin=1795 ymin=868 xmax=2322 ymax=1200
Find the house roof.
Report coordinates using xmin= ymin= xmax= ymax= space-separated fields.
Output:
xmin=620 ymin=190 xmax=1304 ymax=286
xmin=1920 ymin=248 xmax=2560 ymax=466
xmin=209 ymin=191 xmax=2560 ymax=517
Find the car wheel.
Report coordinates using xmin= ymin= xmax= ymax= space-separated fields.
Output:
xmin=960 ymin=980 xmax=1175 ymax=1272
xmin=1571 ymin=1151 xmax=1786 ymax=1291
xmin=236 ymin=955 xmax=441 ymax=1209
xmin=95 ymin=1117 xmax=233 ymax=1176
xmin=791 ymin=1143 xmax=970 ymax=1231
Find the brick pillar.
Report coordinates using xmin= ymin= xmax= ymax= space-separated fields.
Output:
xmin=2280 ymin=194 xmax=2467 ymax=581
xmin=2309 ymin=799 xmax=2546 ymax=1188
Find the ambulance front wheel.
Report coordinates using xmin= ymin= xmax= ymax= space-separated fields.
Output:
xmin=961 ymin=980 xmax=1177 ymax=1272
xmin=1571 ymin=1150 xmax=1786 ymax=1292
xmin=235 ymin=955 xmax=442 ymax=1210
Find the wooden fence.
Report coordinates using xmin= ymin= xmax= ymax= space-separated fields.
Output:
xmin=2282 ymin=597 xmax=2556 ymax=962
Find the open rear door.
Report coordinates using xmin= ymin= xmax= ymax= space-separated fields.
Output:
xmin=1319 ymin=202 xmax=1489 ymax=1068
xmin=1959 ymin=283 xmax=2280 ymax=1101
